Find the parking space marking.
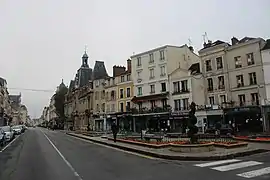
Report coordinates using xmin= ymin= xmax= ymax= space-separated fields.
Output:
xmin=0 ymin=135 xmax=20 ymax=152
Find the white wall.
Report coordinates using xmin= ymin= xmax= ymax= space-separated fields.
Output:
xmin=262 ymin=49 xmax=270 ymax=102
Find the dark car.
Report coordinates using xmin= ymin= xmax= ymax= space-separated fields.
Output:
xmin=0 ymin=128 xmax=6 ymax=147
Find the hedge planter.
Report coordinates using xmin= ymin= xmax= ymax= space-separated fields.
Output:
xmin=234 ymin=136 xmax=270 ymax=143
xmin=107 ymin=137 xmax=170 ymax=148
xmin=170 ymin=142 xmax=215 ymax=153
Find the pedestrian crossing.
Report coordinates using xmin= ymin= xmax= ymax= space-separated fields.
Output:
xmin=194 ymin=159 xmax=270 ymax=179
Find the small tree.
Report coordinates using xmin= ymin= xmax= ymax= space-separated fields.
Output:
xmin=187 ymin=102 xmax=199 ymax=143
xmin=54 ymin=86 xmax=68 ymax=128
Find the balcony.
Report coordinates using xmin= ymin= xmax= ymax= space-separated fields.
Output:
xmin=207 ymin=87 xmax=214 ymax=92
xmin=130 ymin=105 xmax=171 ymax=114
xmin=172 ymin=89 xmax=190 ymax=95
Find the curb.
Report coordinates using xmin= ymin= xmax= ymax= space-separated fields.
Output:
xmin=67 ymin=133 xmax=269 ymax=161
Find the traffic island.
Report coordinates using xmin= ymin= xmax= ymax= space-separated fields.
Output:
xmin=67 ymin=132 xmax=269 ymax=161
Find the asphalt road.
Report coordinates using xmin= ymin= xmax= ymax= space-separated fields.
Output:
xmin=0 ymin=128 xmax=270 ymax=180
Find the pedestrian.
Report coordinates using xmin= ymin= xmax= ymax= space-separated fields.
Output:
xmin=111 ymin=121 xmax=118 ymax=142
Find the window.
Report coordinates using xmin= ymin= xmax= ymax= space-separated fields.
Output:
xmin=95 ymin=80 xmax=100 ymax=87
xmin=218 ymin=76 xmax=225 ymax=89
xmin=209 ymin=96 xmax=215 ymax=105
xmin=137 ymin=87 xmax=142 ymax=96
xmin=102 ymin=103 xmax=105 ymax=112
xmin=236 ymin=75 xmax=244 ymax=87
xmin=220 ymin=95 xmax=226 ymax=104
xmin=137 ymin=71 xmax=141 ymax=78
xmin=120 ymin=76 xmax=124 ymax=82
xmin=126 ymin=102 xmax=131 ymax=111
xmin=235 ymin=56 xmax=242 ymax=68
xmin=126 ymin=87 xmax=131 ymax=97
xmin=207 ymin=78 xmax=213 ymax=91
xmin=249 ymin=72 xmax=257 ymax=85
xmin=182 ymin=98 xmax=189 ymax=110
xmin=206 ymin=60 xmax=212 ymax=71
xmin=238 ymin=94 xmax=246 ymax=106
xmin=127 ymin=74 xmax=131 ymax=81
xmin=160 ymin=50 xmax=165 ymax=60
xmin=149 ymin=53 xmax=154 ymax=63
xmin=111 ymin=91 xmax=115 ymax=100
xmin=161 ymin=82 xmax=166 ymax=92
xmin=247 ymin=53 xmax=254 ymax=65
xmin=173 ymin=82 xmax=180 ymax=93
xmin=150 ymin=84 xmax=155 ymax=93
xmin=106 ymin=92 xmax=109 ymax=101
xmin=216 ymin=57 xmax=223 ymax=69
xmin=120 ymin=89 xmax=124 ymax=98
xmin=162 ymin=99 xmax=167 ymax=108
xmin=150 ymin=69 xmax=154 ymax=79
xmin=150 ymin=100 xmax=155 ymax=109
xmin=137 ymin=57 xmax=141 ymax=66
xmin=174 ymin=100 xmax=181 ymax=111
xmin=251 ymin=93 xmax=259 ymax=105
xmin=160 ymin=66 xmax=166 ymax=76
xmin=101 ymin=90 xmax=105 ymax=99
xmin=181 ymin=80 xmax=188 ymax=92
xmin=120 ymin=102 xmax=124 ymax=112
xmin=138 ymin=102 xmax=142 ymax=110
xmin=96 ymin=104 xmax=99 ymax=112
xmin=111 ymin=104 xmax=115 ymax=112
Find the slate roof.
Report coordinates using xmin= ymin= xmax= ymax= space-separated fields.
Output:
xmin=93 ymin=61 xmax=108 ymax=80
xmin=200 ymin=40 xmax=227 ymax=51
xmin=262 ymin=39 xmax=270 ymax=51
xmin=0 ymin=77 xmax=7 ymax=86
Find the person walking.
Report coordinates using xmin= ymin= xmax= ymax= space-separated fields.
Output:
xmin=111 ymin=121 xmax=118 ymax=142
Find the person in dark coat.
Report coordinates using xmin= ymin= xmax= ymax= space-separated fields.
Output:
xmin=111 ymin=121 xmax=118 ymax=142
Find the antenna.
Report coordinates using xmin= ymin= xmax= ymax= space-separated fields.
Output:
xmin=203 ymin=32 xmax=209 ymax=43
xmin=188 ymin=38 xmax=192 ymax=46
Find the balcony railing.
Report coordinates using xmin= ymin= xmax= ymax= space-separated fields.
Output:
xmin=130 ymin=105 xmax=171 ymax=114
xmin=172 ymin=89 xmax=190 ymax=95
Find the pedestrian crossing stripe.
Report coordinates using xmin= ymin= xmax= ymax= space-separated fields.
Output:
xmin=194 ymin=159 xmax=241 ymax=167
xmin=194 ymin=159 xmax=270 ymax=178
xmin=237 ymin=167 xmax=270 ymax=178
xmin=211 ymin=161 xmax=262 ymax=172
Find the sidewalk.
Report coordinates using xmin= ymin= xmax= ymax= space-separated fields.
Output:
xmin=66 ymin=132 xmax=269 ymax=161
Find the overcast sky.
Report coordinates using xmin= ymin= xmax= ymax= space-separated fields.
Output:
xmin=0 ymin=0 xmax=269 ymax=118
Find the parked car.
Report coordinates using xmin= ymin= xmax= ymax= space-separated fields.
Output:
xmin=1 ymin=126 xmax=14 ymax=142
xmin=12 ymin=125 xmax=23 ymax=135
xmin=0 ymin=128 xmax=6 ymax=147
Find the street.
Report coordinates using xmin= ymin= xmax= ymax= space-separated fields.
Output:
xmin=0 ymin=128 xmax=270 ymax=180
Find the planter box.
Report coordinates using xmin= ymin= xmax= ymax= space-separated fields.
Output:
xmin=107 ymin=137 xmax=170 ymax=148
xmin=170 ymin=142 xmax=215 ymax=153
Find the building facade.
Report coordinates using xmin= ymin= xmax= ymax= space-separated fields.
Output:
xmin=199 ymin=37 xmax=268 ymax=133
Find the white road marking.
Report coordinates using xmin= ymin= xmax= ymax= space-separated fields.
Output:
xmin=43 ymin=132 xmax=83 ymax=180
xmin=237 ymin=167 xmax=270 ymax=178
xmin=0 ymin=135 xmax=20 ymax=152
xmin=69 ymin=134 xmax=159 ymax=160
xmin=211 ymin=161 xmax=263 ymax=172
xmin=194 ymin=159 xmax=241 ymax=167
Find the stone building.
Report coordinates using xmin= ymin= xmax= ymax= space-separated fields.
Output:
xmin=0 ymin=77 xmax=12 ymax=126
xmin=9 ymin=94 xmax=22 ymax=125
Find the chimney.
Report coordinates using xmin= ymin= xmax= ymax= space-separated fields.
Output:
xmin=127 ymin=59 xmax=131 ymax=72
xmin=113 ymin=65 xmax=126 ymax=77
xmin=231 ymin=37 xmax=239 ymax=45
xmin=188 ymin=46 xmax=194 ymax=52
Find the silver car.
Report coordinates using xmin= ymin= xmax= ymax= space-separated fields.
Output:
xmin=12 ymin=125 xmax=22 ymax=135
xmin=1 ymin=126 xmax=14 ymax=142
